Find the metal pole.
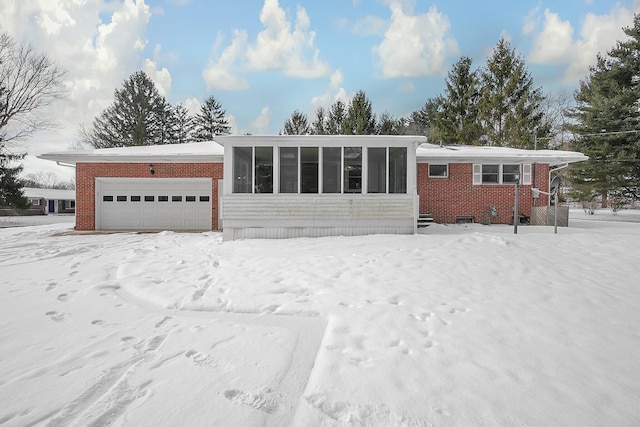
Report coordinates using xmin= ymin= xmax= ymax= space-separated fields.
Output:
xmin=514 ymin=179 xmax=520 ymax=234
xmin=554 ymin=190 xmax=558 ymax=234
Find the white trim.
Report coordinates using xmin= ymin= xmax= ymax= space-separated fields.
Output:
xmin=522 ymin=163 xmax=532 ymax=185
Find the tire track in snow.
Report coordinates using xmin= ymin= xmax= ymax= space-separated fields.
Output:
xmin=44 ymin=334 xmax=168 ymax=427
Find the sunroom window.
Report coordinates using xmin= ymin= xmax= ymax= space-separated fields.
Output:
xmin=254 ymin=147 xmax=273 ymax=193
xmin=300 ymin=147 xmax=319 ymax=193
xmin=233 ymin=146 xmax=252 ymax=193
xmin=279 ymin=147 xmax=298 ymax=193
xmin=389 ymin=147 xmax=407 ymax=193
xmin=344 ymin=147 xmax=362 ymax=193
xmin=368 ymin=147 xmax=386 ymax=193
xmin=322 ymin=147 xmax=341 ymax=193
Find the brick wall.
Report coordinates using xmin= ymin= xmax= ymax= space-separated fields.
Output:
xmin=75 ymin=162 xmax=223 ymax=230
xmin=417 ymin=163 xmax=551 ymax=224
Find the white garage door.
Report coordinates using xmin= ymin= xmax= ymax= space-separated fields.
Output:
xmin=96 ymin=178 xmax=212 ymax=231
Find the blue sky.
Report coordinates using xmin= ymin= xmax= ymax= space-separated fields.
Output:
xmin=1 ymin=0 xmax=639 ymax=179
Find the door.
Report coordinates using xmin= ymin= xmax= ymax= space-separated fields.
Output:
xmin=96 ymin=178 xmax=212 ymax=231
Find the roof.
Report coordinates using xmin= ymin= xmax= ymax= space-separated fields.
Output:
xmin=38 ymin=141 xmax=224 ymax=165
xmin=23 ymin=188 xmax=75 ymax=200
xmin=37 ymin=138 xmax=588 ymax=167
xmin=416 ymin=144 xmax=588 ymax=166
xmin=215 ymin=134 xmax=428 ymax=147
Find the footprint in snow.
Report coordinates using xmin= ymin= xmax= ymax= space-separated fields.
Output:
xmin=224 ymin=389 xmax=278 ymax=414
xmin=45 ymin=311 xmax=68 ymax=322
xmin=57 ymin=293 xmax=70 ymax=302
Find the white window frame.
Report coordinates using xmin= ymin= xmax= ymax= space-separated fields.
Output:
xmin=473 ymin=163 xmax=532 ymax=185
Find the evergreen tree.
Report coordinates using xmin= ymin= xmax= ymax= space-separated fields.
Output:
xmin=311 ymin=107 xmax=328 ymax=135
xmin=343 ymin=90 xmax=376 ymax=135
xmin=569 ymin=14 xmax=640 ymax=204
xmin=83 ymin=71 xmax=170 ymax=148
xmin=433 ymin=57 xmax=483 ymax=144
xmin=283 ymin=110 xmax=310 ymax=135
xmin=192 ymin=95 xmax=231 ymax=141
xmin=478 ymin=38 xmax=549 ymax=148
xmin=376 ymin=112 xmax=398 ymax=135
xmin=0 ymin=151 xmax=28 ymax=209
xmin=170 ymin=104 xmax=194 ymax=144
xmin=326 ymin=100 xmax=347 ymax=135
xmin=406 ymin=98 xmax=443 ymax=140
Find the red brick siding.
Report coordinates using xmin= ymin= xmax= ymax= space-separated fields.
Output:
xmin=417 ymin=163 xmax=551 ymax=224
xmin=75 ymin=163 xmax=223 ymax=231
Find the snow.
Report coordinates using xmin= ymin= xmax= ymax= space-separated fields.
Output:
xmin=1 ymin=211 xmax=639 ymax=426
xmin=415 ymin=144 xmax=588 ymax=165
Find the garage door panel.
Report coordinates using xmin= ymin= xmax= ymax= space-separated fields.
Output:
xmin=97 ymin=178 xmax=212 ymax=231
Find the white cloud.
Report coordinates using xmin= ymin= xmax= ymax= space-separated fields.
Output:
xmin=353 ymin=15 xmax=387 ymax=37
xmin=374 ymin=2 xmax=459 ymax=78
xmin=203 ymin=0 xmax=330 ymax=90
xmin=250 ymin=106 xmax=271 ymax=134
xmin=528 ymin=4 xmax=636 ymax=84
xmin=0 ymin=0 xmax=166 ymax=179
xmin=246 ymin=0 xmax=330 ymax=78
xmin=202 ymin=30 xmax=249 ymax=90
xmin=311 ymin=69 xmax=348 ymax=109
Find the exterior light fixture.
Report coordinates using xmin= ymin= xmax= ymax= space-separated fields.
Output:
xmin=149 ymin=164 xmax=155 ymax=175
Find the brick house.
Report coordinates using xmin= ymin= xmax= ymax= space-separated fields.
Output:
xmin=39 ymin=136 xmax=587 ymax=239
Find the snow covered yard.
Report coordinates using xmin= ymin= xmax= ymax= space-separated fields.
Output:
xmin=1 ymin=211 xmax=639 ymax=426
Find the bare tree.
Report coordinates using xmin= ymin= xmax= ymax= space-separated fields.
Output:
xmin=0 ymin=32 xmax=67 ymax=143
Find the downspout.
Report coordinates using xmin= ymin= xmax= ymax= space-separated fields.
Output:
xmin=548 ymin=163 xmax=568 ymax=206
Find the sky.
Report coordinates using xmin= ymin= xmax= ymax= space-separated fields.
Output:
xmin=1 ymin=0 xmax=639 ymax=181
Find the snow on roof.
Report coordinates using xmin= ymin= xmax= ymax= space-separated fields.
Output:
xmin=23 ymin=187 xmax=75 ymax=200
xmin=38 ymin=141 xmax=224 ymax=165
xmin=416 ymin=144 xmax=588 ymax=165
xmin=214 ymin=134 xmax=428 ymax=146
xmin=37 ymin=138 xmax=587 ymax=167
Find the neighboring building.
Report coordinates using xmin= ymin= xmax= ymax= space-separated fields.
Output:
xmin=38 ymin=136 xmax=587 ymax=239
xmin=0 ymin=188 xmax=75 ymax=216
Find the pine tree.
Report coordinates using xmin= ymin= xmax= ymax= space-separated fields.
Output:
xmin=311 ymin=107 xmax=328 ymax=135
xmin=170 ymin=104 xmax=194 ymax=144
xmin=433 ymin=57 xmax=483 ymax=144
xmin=326 ymin=100 xmax=347 ymax=135
xmin=283 ymin=110 xmax=310 ymax=135
xmin=343 ymin=90 xmax=376 ymax=135
xmin=0 ymin=150 xmax=28 ymax=209
xmin=569 ymin=14 xmax=640 ymax=204
xmin=192 ymin=95 xmax=231 ymax=141
xmin=478 ymin=38 xmax=549 ymax=148
xmin=83 ymin=71 xmax=170 ymax=148
xmin=376 ymin=112 xmax=398 ymax=135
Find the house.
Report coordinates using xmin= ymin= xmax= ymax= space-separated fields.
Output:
xmin=38 ymin=136 xmax=587 ymax=239
xmin=23 ymin=188 xmax=76 ymax=215
xmin=0 ymin=187 xmax=75 ymax=216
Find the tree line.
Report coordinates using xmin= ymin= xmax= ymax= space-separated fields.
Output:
xmin=80 ymin=71 xmax=231 ymax=148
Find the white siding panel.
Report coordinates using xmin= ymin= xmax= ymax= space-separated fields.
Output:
xmin=222 ymin=194 xmax=417 ymax=240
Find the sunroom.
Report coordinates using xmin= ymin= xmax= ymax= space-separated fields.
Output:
xmin=217 ymin=135 xmax=426 ymax=240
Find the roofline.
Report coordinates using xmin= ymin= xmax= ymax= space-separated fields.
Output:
xmin=37 ymin=153 xmax=224 ymax=165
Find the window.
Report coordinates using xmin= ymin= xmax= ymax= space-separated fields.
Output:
xmin=158 ymin=196 xmax=169 ymax=202
xmin=186 ymin=196 xmax=196 ymax=202
xmin=389 ymin=147 xmax=407 ymax=194
xmin=481 ymin=165 xmax=500 ymax=184
xmin=172 ymin=196 xmax=182 ymax=202
xmin=255 ymin=146 xmax=273 ymax=193
xmin=130 ymin=196 xmax=141 ymax=202
xmin=28 ymin=198 xmax=41 ymax=206
xmin=344 ymin=147 xmax=362 ymax=193
xmin=103 ymin=196 xmax=113 ymax=202
xmin=502 ymin=164 xmax=520 ymax=184
xmin=145 ymin=196 xmax=155 ymax=202
xmin=280 ymin=147 xmax=298 ymax=193
xmin=474 ymin=164 xmax=528 ymax=185
xmin=300 ymin=147 xmax=319 ymax=193
xmin=117 ymin=196 xmax=127 ymax=202
xmin=323 ymin=147 xmax=341 ymax=193
xmin=199 ymin=196 xmax=210 ymax=202
xmin=429 ymin=164 xmax=448 ymax=178
xmin=368 ymin=147 xmax=386 ymax=193
xmin=233 ymin=146 xmax=252 ymax=193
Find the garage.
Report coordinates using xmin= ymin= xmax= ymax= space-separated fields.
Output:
xmin=96 ymin=178 xmax=213 ymax=231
